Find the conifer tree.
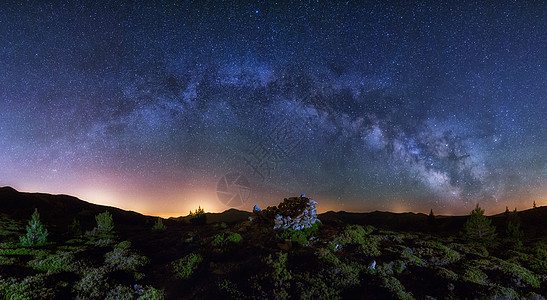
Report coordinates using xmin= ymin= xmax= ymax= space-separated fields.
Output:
xmin=20 ymin=208 xmax=48 ymax=246
xmin=464 ymin=204 xmax=496 ymax=243
xmin=427 ymin=209 xmax=437 ymax=230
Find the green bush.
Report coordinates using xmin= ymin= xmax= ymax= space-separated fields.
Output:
xmin=28 ymin=251 xmax=75 ymax=274
xmin=463 ymin=266 xmax=488 ymax=285
xmin=188 ymin=206 xmax=206 ymax=225
xmin=74 ymin=266 xmax=111 ymax=299
xmin=279 ymin=221 xmax=320 ymax=246
xmin=96 ymin=211 xmax=114 ymax=234
xmin=0 ymin=256 xmax=16 ymax=265
xmin=493 ymin=258 xmax=541 ymax=288
xmin=382 ymin=276 xmax=414 ymax=300
xmin=0 ymin=274 xmax=55 ymax=300
xmin=329 ymin=224 xmax=371 ymax=249
xmin=152 ymin=217 xmax=166 ymax=230
xmin=264 ymin=252 xmax=292 ymax=294
xmin=401 ymin=248 xmax=424 ymax=266
xmin=136 ymin=285 xmax=164 ymax=300
xmin=357 ymin=239 xmax=381 ymax=257
xmin=295 ymin=273 xmax=340 ymax=300
xmin=211 ymin=232 xmax=243 ymax=247
xmin=218 ymin=280 xmax=245 ymax=299
xmin=316 ymin=247 xmax=341 ymax=265
xmin=173 ymin=253 xmax=202 ymax=279
xmin=19 ymin=208 xmax=48 ymax=246
xmin=105 ymin=285 xmax=134 ymax=300
xmin=435 ymin=267 xmax=458 ymax=280
xmin=68 ymin=218 xmax=82 ymax=237
xmin=116 ymin=240 xmax=132 ymax=249
xmin=105 ymin=243 xmax=149 ymax=273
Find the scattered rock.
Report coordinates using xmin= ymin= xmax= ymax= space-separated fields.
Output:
xmin=369 ymin=260 xmax=376 ymax=270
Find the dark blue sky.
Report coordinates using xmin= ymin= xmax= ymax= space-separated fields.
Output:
xmin=0 ymin=1 xmax=545 ymax=216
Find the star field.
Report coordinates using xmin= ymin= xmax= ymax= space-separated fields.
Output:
xmin=0 ymin=1 xmax=545 ymax=216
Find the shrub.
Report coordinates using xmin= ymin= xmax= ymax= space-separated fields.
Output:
xmin=68 ymin=218 xmax=82 ymax=237
xmin=225 ymin=232 xmax=242 ymax=243
xmin=401 ymin=248 xmax=425 ymax=266
xmin=74 ymin=266 xmax=111 ymax=299
xmin=152 ymin=217 xmax=166 ymax=230
xmin=0 ymin=274 xmax=55 ymax=299
xmin=462 ymin=266 xmax=488 ymax=285
xmin=211 ymin=232 xmax=243 ymax=247
xmin=105 ymin=285 xmax=134 ymax=300
xmin=279 ymin=221 xmax=320 ymax=246
xmin=357 ymin=239 xmax=381 ymax=257
xmin=382 ymin=276 xmax=414 ymax=300
xmin=19 ymin=208 xmax=48 ymax=246
xmin=295 ymin=273 xmax=340 ymax=300
xmin=218 ymin=280 xmax=245 ymax=299
xmin=28 ymin=251 xmax=75 ymax=274
xmin=173 ymin=253 xmax=202 ymax=279
xmin=96 ymin=211 xmax=114 ymax=234
xmin=493 ymin=258 xmax=541 ymax=288
xmin=0 ymin=256 xmax=16 ymax=265
xmin=105 ymin=242 xmax=149 ymax=273
xmin=265 ymin=252 xmax=292 ymax=292
xmin=435 ymin=267 xmax=458 ymax=281
xmin=316 ymin=247 xmax=341 ymax=265
xmin=464 ymin=204 xmax=496 ymax=243
xmin=135 ymin=285 xmax=164 ymax=300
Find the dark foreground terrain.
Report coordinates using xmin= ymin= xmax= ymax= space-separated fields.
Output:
xmin=0 ymin=186 xmax=546 ymax=299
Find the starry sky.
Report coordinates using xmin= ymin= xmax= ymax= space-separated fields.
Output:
xmin=1 ymin=1 xmax=545 ymax=217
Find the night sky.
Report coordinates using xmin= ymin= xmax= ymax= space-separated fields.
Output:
xmin=1 ymin=1 xmax=545 ymax=217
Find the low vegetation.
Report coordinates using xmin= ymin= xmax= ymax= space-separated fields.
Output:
xmin=0 ymin=199 xmax=545 ymax=299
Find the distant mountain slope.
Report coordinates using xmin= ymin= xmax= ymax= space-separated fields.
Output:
xmin=2 ymin=186 xmax=545 ymax=237
xmin=0 ymin=186 xmax=152 ymax=233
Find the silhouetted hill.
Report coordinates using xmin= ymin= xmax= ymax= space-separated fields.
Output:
xmin=0 ymin=186 xmax=153 ymax=234
xmin=2 ymin=186 xmax=545 ymax=238
xmin=319 ymin=210 xmax=430 ymax=231
xmin=170 ymin=208 xmax=253 ymax=224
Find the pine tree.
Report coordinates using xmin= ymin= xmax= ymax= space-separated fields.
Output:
xmin=533 ymin=201 xmax=537 ymax=209
xmin=153 ymin=217 xmax=167 ymax=230
xmin=464 ymin=204 xmax=496 ymax=243
xmin=95 ymin=211 xmax=114 ymax=234
xmin=427 ymin=209 xmax=437 ymax=230
xmin=506 ymin=208 xmax=523 ymax=242
xmin=20 ymin=208 xmax=48 ymax=246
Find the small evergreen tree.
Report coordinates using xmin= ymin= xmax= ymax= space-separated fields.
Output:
xmin=533 ymin=201 xmax=537 ymax=209
xmin=506 ymin=208 xmax=523 ymax=243
xmin=189 ymin=206 xmax=206 ymax=225
xmin=464 ymin=204 xmax=496 ymax=243
xmin=20 ymin=208 xmax=48 ymax=246
xmin=427 ymin=209 xmax=437 ymax=231
xmin=68 ymin=218 xmax=82 ymax=237
xmin=96 ymin=211 xmax=114 ymax=234
xmin=153 ymin=217 xmax=167 ymax=230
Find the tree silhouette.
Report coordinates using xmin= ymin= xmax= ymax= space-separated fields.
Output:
xmin=506 ymin=208 xmax=523 ymax=244
xmin=427 ymin=209 xmax=437 ymax=231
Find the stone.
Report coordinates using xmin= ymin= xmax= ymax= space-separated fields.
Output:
xmin=272 ymin=196 xmax=318 ymax=230
xmin=368 ymin=260 xmax=376 ymax=270
xmin=252 ymin=195 xmax=319 ymax=231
